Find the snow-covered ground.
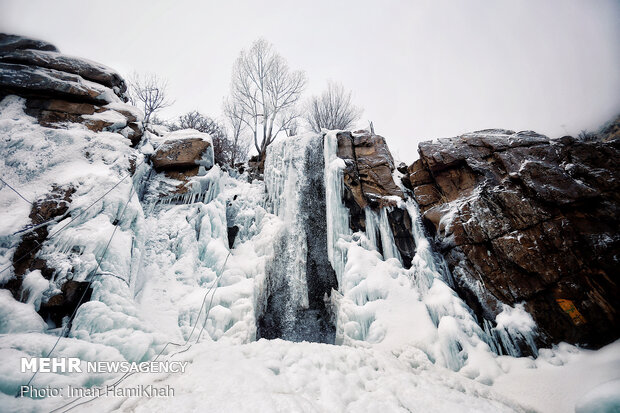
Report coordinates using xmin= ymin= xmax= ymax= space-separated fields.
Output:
xmin=0 ymin=97 xmax=619 ymax=413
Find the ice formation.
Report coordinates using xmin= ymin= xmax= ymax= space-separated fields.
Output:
xmin=258 ymin=133 xmax=337 ymax=343
xmin=0 ymin=99 xmax=617 ymax=412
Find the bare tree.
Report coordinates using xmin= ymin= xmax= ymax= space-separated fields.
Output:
xmin=128 ymin=72 xmax=174 ymax=126
xmin=224 ymin=99 xmax=250 ymax=166
xmin=229 ymin=39 xmax=306 ymax=160
xmin=306 ymin=82 xmax=363 ymax=132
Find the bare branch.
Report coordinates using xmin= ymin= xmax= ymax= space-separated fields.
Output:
xmin=127 ymin=72 xmax=174 ymax=127
xmin=305 ymin=81 xmax=363 ymax=133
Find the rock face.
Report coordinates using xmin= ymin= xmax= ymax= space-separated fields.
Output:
xmin=0 ymin=34 xmax=144 ymax=328
xmin=3 ymin=185 xmax=76 ymax=324
xmin=151 ymin=137 xmax=213 ymax=172
xmin=336 ymin=131 xmax=416 ymax=267
xmin=0 ymin=33 xmax=142 ymax=145
xmin=404 ymin=129 xmax=620 ymax=348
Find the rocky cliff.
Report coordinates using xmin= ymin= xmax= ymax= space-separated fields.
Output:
xmin=404 ymin=128 xmax=620 ymax=349
xmin=335 ymin=131 xmax=417 ymax=268
xmin=2 ymin=32 xmax=618 ymax=355
xmin=0 ymin=34 xmax=147 ymax=329
xmin=0 ymin=33 xmax=142 ymax=145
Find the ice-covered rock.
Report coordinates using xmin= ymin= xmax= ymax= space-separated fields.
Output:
xmin=0 ymin=48 xmax=127 ymax=97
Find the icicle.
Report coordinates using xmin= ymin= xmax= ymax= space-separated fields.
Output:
xmin=364 ymin=207 xmax=379 ymax=251
xmin=363 ymin=206 xmax=402 ymax=264
xmin=323 ymin=131 xmax=351 ymax=286
xmin=488 ymin=304 xmax=539 ymax=357
xmin=378 ymin=207 xmax=401 ymax=263
xmin=147 ymin=166 xmax=221 ymax=211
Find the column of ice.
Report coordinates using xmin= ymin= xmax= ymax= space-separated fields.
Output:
xmin=406 ymin=200 xmax=450 ymax=292
xmin=323 ymin=131 xmax=351 ymax=286
xmin=364 ymin=207 xmax=378 ymax=251
xmin=263 ymin=136 xmax=312 ymax=313
xmin=378 ymin=207 xmax=402 ymax=262
xmin=364 ymin=206 xmax=402 ymax=263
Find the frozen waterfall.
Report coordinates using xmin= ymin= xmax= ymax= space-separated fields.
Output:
xmin=257 ymin=133 xmax=338 ymax=343
xmin=322 ymin=131 xmax=538 ymax=377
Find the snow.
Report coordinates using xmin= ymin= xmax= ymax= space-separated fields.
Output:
xmin=1 ymin=101 xmax=619 ymax=413
xmin=81 ymin=108 xmax=129 ymax=130
xmin=493 ymin=340 xmax=620 ymax=413
xmin=49 ymin=340 xmax=524 ymax=413
xmin=492 ymin=303 xmax=538 ymax=357
xmin=20 ymin=270 xmax=49 ymax=310
xmin=149 ymin=128 xmax=212 ymax=147
xmin=0 ymin=290 xmax=47 ymax=334
xmin=575 ymin=379 xmax=620 ymax=413
xmin=137 ymin=167 xmax=280 ymax=347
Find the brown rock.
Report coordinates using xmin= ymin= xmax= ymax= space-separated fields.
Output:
xmin=126 ymin=123 xmax=143 ymax=147
xmin=334 ymin=131 xmax=415 ymax=267
xmin=151 ymin=138 xmax=212 ymax=171
xmin=413 ymin=184 xmax=441 ymax=207
xmin=407 ymin=159 xmax=433 ymax=187
xmin=25 ymin=98 xmax=97 ymax=115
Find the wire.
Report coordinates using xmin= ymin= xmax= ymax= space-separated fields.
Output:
xmin=0 ymin=176 xmax=35 ymax=204
xmin=49 ymin=248 xmax=233 ymax=413
xmin=0 ymin=176 xmax=47 ymax=222
xmin=196 ymin=252 xmax=231 ymax=343
xmin=0 ymin=159 xmax=145 ymax=277
xmin=18 ymin=182 xmax=137 ymax=395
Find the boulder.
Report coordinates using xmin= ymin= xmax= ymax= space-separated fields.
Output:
xmin=0 ymin=49 xmax=128 ymax=100
xmin=0 ymin=62 xmax=113 ymax=104
xmin=337 ymin=131 xmax=404 ymax=205
xmin=151 ymin=131 xmax=214 ymax=172
xmin=406 ymin=128 xmax=620 ymax=349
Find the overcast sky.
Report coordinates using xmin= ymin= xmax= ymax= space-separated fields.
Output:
xmin=2 ymin=0 xmax=619 ymax=161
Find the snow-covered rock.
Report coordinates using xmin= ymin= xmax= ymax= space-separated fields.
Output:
xmin=0 ymin=33 xmax=142 ymax=145
xmin=403 ymin=128 xmax=620 ymax=351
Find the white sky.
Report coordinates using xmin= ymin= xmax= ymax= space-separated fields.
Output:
xmin=2 ymin=0 xmax=619 ymax=161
